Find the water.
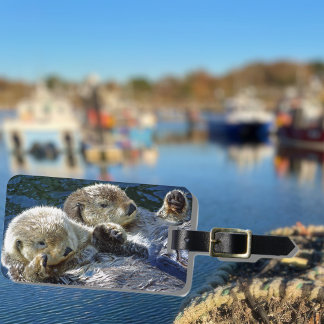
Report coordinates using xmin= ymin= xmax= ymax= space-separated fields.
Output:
xmin=0 ymin=140 xmax=323 ymax=323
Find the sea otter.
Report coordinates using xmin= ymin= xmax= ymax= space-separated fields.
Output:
xmin=63 ymin=183 xmax=189 ymax=241
xmin=1 ymin=206 xmax=147 ymax=283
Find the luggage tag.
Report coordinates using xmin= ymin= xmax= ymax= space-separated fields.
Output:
xmin=1 ymin=175 xmax=297 ymax=296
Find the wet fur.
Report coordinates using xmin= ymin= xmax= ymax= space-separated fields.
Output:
xmin=2 ymin=185 xmax=190 ymax=287
xmin=158 ymin=190 xmax=189 ymax=222
xmin=1 ymin=207 xmax=147 ymax=283
xmin=63 ymin=184 xmax=189 ymax=258
xmin=1 ymin=206 xmax=93 ymax=282
xmin=63 ymin=183 xmax=137 ymax=227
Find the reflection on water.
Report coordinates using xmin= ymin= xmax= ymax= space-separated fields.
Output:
xmin=0 ymin=137 xmax=323 ymax=323
xmin=7 ymin=146 xmax=159 ymax=181
xmin=9 ymin=150 xmax=84 ymax=178
xmin=275 ymin=145 xmax=324 ymax=186
xmin=226 ymin=144 xmax=273 ymax=171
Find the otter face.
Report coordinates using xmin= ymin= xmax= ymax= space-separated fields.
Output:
xmin=3 ymin=207 xmax=80 ymax=267
xmin=64 ymin=184 xmax=137 ymax=227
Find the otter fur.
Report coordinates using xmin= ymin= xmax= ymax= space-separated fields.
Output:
xmin=63 ymin=183 xmax=137 ymax=227
xmin=63 ymin=184 xmax=189 ymax=257
xmin=62 ymin=183 xmax=190 ymax=282
xmin=63 ymin=183 xmax=189 ymax=229
xmin=1 ymin=206 xmax=147 ymax=283
xmin=157 ymin=189 xmax=189 ymax=222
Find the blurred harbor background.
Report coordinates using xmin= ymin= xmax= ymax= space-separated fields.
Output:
xmin=0 ymin=1 xmax=324 ymax=323
xmin=1 ymin=61 xmax=324 ymax=183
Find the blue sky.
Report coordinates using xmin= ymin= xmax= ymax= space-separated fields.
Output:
xmin=0 ymin=1 xmax=324 ymax=82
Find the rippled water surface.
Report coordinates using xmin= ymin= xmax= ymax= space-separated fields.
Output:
xmin=0 ymin=140 xmax=323 ymax=323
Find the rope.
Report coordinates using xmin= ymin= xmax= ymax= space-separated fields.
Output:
xmin=175 ymin=223 xmax=324 ymax=324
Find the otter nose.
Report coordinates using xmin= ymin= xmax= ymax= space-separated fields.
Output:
xmin=63 ymin=247 xmax=73 ymax=257
xmin=127 ymin=203 xmax=137 ymax=216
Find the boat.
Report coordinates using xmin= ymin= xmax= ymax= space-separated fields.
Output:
xmin=277 ymin=96 xmax=324 ymax=151
xmin=82 ymin=78 xmax=157 ymax=150
xmin=2 ymin=84 xmax=81 ymax=156
xmin=278 ymin=125 xmax=324 ymax=151
xmin=207 ymin=90 xmax=273 ymax=142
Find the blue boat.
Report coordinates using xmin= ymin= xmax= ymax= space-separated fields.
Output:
xmin=207 ymin=91 xmax=274 ymax=143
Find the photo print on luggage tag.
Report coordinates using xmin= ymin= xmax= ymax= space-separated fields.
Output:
xmin=1 ymin=175 xmax=198 ymax=296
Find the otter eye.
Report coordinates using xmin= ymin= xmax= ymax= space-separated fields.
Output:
xmin=100 ymin=203 xmax=108 ymax=208
xmin=38 ymin=241 xmax=45 ymax=247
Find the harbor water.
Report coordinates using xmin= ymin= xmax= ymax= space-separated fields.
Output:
xmin=0 ymin=138 xmax=323 ymax=323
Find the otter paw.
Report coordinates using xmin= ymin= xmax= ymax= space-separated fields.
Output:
xmin=93 ymin=223 xmax=127 ymax=245
xmin=24 ymin=254 xmax=48 ymax=282
xmin=167 ymin=190 xmax=186 ymax=213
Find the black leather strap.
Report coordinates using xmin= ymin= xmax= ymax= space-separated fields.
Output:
xmin=171 ymin=229 xmax=296 ymax=257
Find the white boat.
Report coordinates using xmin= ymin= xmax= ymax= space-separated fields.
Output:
xmin=3 ymin=84 xmax=81 ymax=156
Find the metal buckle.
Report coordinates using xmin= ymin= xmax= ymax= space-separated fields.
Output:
xmin=209 ymin=228 xmax=252 ymax=258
